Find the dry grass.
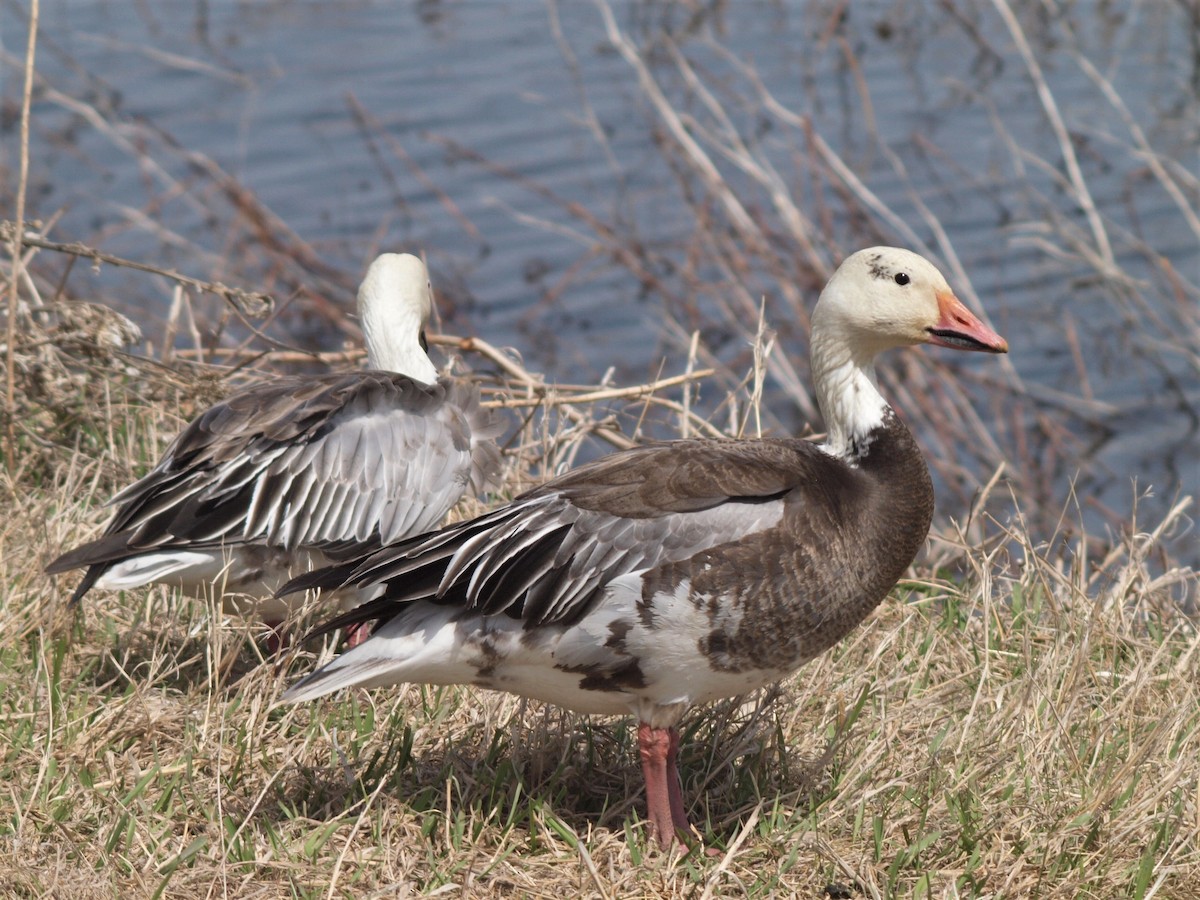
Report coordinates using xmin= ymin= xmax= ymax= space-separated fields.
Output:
xmin=0 ymin=316 xmax=1196 ymax=898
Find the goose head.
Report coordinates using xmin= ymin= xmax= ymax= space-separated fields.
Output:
xmin=813 ymin=247 xmax=1008 ymax=359
xmin=811 ymin=247 xmax=1007 ymax=456
xmin=358 ymin=253 xmax=439 ymax=383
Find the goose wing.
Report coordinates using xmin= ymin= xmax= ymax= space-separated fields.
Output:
xmin=47 ymin=371 xmax=502 ymax=578
xmin=236 ymin=373 xmax=501 ymax=548
xmin=288 ymin=437 xmax=847 ymax=632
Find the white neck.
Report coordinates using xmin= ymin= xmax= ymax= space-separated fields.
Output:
xmin=810 ymin=330 xmax=890 ymax=461
xmin=359 ymin=288 xmax=438 ymax=383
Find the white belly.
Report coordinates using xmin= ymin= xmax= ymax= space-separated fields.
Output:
xmin=283 ymin=575 xmax=790 ymax=724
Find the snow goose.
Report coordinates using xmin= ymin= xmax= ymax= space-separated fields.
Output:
xmin=278 ymin=247 xmax=1007 ymax=847
xmin=47 ymin=253 xmax=503 ymax=649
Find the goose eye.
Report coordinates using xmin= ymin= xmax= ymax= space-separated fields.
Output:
xmin=894 ymin=272 xmax=910 ymax=286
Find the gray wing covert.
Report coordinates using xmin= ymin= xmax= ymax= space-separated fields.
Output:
xmin=50 ymin=372 xmax=495 ymax=569
xmin=244 ymin=374 xmax=494 ymax=549
xmin=298 ymin=438 xmax=822 ymax=631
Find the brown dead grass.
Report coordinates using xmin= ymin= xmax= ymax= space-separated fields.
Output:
xmin=0 ymin=319 xmax=1196 ymax=899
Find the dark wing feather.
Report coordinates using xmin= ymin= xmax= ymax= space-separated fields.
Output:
xmin=291 ymin=437 xmax=848 ymax=634
xmin=46 ymin=371 xmax=502 ymax=599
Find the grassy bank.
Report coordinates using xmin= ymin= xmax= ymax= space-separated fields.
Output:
xmin=0 ymin=325 xmax=1195 ymax=899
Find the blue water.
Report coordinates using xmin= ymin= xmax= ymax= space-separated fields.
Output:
xmin=4 ymin=0 xmax=1197 ymax=566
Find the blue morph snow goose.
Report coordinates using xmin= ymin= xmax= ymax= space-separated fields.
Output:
xmin=279 ymin=247 xmax=1007 ymax=847
xmin=47 ymin=253 xmax=503 ymax=649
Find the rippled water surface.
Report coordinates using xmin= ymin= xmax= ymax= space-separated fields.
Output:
xmin=5 ymin=0 xmax=1198 ymax=563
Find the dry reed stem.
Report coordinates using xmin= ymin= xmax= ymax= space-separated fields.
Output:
xmin=4 ymin=0 xmax=39 ymax=475
xmin=1 ymin=222 xmax=275 ymax=319
xmin=989 ymin=0 xmax=1113 ymax=269
xmin=345 ymin=94 xmax=484 ymax=245
xmin=594 ymin=0 xmax=765 ymax=253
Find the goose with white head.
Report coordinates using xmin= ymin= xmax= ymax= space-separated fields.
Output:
xmin=47 ymin=253 xmax=503 ymax=649
xmin=278 ymin=247 xmax=1006 ymax=848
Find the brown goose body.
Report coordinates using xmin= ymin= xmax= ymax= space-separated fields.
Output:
xmin=279 ymin=246 xmax=1007 ymax=848
xmin=46 ymin=254 xmax=502 ymax=632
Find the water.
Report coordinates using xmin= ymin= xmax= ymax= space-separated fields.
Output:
xmin=4 ymin=0 xmax=1197 ymax=565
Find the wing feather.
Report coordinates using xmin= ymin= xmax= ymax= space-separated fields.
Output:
xmin=47 ymin=370 xmax=503 ymax=599
xmin=288 ymin=437 xmax=835 ymax=632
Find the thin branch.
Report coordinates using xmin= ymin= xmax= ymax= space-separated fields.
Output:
xmin=594 ymin=0 xmax=766 ymax=250
xmin=345 ymin=93 xmax=484 ymax=243
xmin=486 ymin=368 xmax=716 ymax=409
xmin=0 ymin=222 xmax=274 ymax=318
xmin=989 ymin=0 xmax=1114 ymax=268
xmin=448 ymin=334 xmax=724 ymax=443
xmin=5 ymin=0 xmax=39 ymax=474
xmin=1073 ymin=53 xmax=1200 ymax=243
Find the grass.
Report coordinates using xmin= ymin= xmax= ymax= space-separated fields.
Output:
xmin=0 ymin=339 xmax=1195 ymax=897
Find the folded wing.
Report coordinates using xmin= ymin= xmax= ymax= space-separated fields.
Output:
xmin=286 ymin=437 xmax=836 ymax=632
xmin=47 ymin=371 xmax=502 ymax=602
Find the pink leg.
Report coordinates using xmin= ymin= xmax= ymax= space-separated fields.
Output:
xmin=638 ymin=721 xmax=678 ymax=848
xmin=665 ymin=726 xmax=691 ymax=834
xmin=263 ymin=618 xmax=289 ymax=656
xmin=344 ymin=621 xmax=372 ymax=648
xmin=639 ymin=723 xmax=718 ymax=854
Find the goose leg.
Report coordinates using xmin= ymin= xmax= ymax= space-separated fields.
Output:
xmin=641 ymin=724 xmax=719 ymax=854
xmin=665 ymin=726 xmax=690 ymax=834
xmin=638 ymin=721 xmax=678 ymax=847
xmin=263 ymin=618 xmax=288 ymax=656
xmin=638 ymin=723 xmax=704 ymax=847
xmin=344 ymin=622 xmax=372 ymax=648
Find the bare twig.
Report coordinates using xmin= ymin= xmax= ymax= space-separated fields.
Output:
xmin=0 ymin=222 xmax=274 ymax=319
xmin=487 ymin=368 xmax=716 ymax=409
xmin=594 ymin=0 xmax=766 ymax=250
xmin=1073 ymin=53 xmax=1200 ymax=243
xmin=345 ymin=93 xmax=484 ymax=243
xmin=449 ymin=334 xmax=723 ymax=446
xmin=989 ymin=0 xmax=1114 ymax=268
xmin=5 ymin=0 xmax=39 ymax=475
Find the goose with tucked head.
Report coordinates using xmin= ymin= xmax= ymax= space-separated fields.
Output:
xmin=278 ymin=247 xmax=1006 ymax=848
xmin=47 ymin=253 xmax=503 ymax=651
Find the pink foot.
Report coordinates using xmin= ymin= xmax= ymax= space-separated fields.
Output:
xmin=344 ymin=621 xmax=372 ymax=648
xmin=638 ymin=722 xmax=712 ymax=851
xmin=638 ymin=722 xmax=676 ymax=848
xmin=263 ymin=618 xmax=290 ymax=656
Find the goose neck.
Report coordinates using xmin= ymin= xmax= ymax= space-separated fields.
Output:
xmin=811 ymin=334 xmax=889 ymax=461
xmin=362 ymin=305 xmax=437 ymax=382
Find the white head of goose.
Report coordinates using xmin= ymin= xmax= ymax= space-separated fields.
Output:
xmin=278 ymin=247 xmax=1007 ymax=849
xmin=46 ymin=253 xmax=502 ymax=651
